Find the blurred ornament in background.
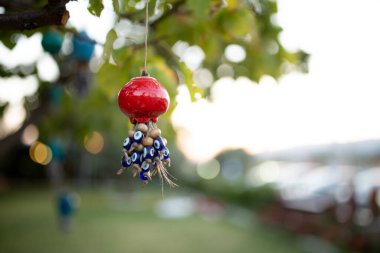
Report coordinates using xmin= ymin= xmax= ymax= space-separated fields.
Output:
xmin=72 ymin=31 xmax=94 ymax=62
xmin=72 ymin=63 xmax=93 ymax=96
xmin=41 ymin=30 xmax=63 ymax=55
xmin=49 ymin=83 xmax=64 ymax=106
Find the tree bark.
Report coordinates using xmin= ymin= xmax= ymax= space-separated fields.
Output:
xmin=0 ymin=0 xmax=36 ymax=10
xmin=0 ymin=0 xmax=69 ymax=30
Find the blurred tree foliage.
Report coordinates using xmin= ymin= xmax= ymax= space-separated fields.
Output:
xmin=0 ymin=0 xmax=307 ymax=175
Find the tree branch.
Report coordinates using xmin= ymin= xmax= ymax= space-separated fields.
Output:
xmin=0 ymin=0 xmax=36 ymax=10
xmin=0 ymin=0 xmax=70 ymax=30
xmin=119 ymin=0 xmax=186 ymax=28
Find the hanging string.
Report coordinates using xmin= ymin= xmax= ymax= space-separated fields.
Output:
xmin=142 ymin=0 xmax=149 ymax=76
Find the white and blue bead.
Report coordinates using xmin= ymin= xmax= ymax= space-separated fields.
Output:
xmin=118 ymin=122 xmax=174 ymax=187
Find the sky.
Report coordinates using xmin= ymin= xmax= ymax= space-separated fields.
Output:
xmin=1 ymin=0 xmax=380 ymax=162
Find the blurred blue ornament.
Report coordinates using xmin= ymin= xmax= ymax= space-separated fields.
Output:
xmin=72 ymin=68 xmax=92 ymax=96
xmin=41 ymin=30 xmax=63 ymax=55
xmin=49 ymin=84 xmax=64 ymax=106
xmin=57 ymin=192 xmax=75 ymax=217
xmin=72 ymin=32 xmax=94 ymax=62
xmin=49 ymin=139 xmax=65 ymax=162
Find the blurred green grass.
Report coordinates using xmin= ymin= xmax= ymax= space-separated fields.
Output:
xmin=0 ymin=187 xmax=306 ymax=253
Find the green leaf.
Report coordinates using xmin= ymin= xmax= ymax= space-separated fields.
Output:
xmin=148 ymin=57 xmax=178 ymax=97
xmin=112 ymin=0 xmax=120 ymax=20
xmin=216 ymin=8 xmax=253 ymax=39
xmin=0 ymin=32 xmax=17 ymax=49
xmin=97 ymin=63 xmax=129 ymax=100
xmin=226 ymin=0 xmax=241 ymax=9
xmin=186 ymin=0 xmax=212 ymax=20
xmin=103 ymin=29 xmax=117 ymax=62
xmin=179 ymin=62 xmax=197 ymax=102
xmin=88 ymin=0 xmax=104 ymax=17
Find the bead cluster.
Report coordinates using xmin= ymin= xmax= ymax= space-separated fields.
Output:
xmin=117 ymin=121 xmax=176 ymax=187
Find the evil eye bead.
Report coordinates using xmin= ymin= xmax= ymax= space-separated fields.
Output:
xmin=139 ymin=171 xmax=148 ymax=181
xmin=143 ymin=146 xmax=150 ymax=159
xmin=153 ymin=137 xmax=165 ymax=151
xmin=133 ymin=131 xmax=143 ymax=143
xmin=163 ymin=148 xmax=170 ymax=160
xmin=143 ymin=146 xmax=155 ymax=159
xmin=121 ymin=156 xmax=132 ymax=167
xmin=123 ymin=137 xmax=132 ymax=150
xmin=150 ymin=147 xmax=156 ymax=157
xmin=141 ymin=161 xmax=150 ymax=172
xmin=131 ymin=152 xmax=141 ymax=164
xmin=153 ymin=149 xmax=161 ymax=158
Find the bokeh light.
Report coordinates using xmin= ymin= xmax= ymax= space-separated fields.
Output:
xmin=83 ymin=131 xmax=104 ymax=154
xmin=225 ymin=44 xmax=246 ymax=63
xmin=193 ymin=68 xmax=214 ymax=89
xmin=21 ymin=124 xmax=39 ymax=145
xmin=196 ymin=159 xmax=220 ymax=180
xmin=256 ymin=161 xmax=280 ymax=183
xmin=217 ymin=64 xmax=234 ymax=78
xmin=37 ymin=54 xmax=59 ymax=82
xmin=29 ymin=141 xmax=52 ymax=165
xmin=181 ymin=45 xmax=205 ymax=70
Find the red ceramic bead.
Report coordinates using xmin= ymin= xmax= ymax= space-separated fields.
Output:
xmin=118 ymin=76 xmax=170 ymax=123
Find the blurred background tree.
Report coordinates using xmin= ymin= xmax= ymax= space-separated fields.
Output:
xmin=0 ymin=0 xmax=306 ymax=182
xmin=0 ymin=2 xmax=310 ymax=252
xmin=3 ymin=2 xmax=380 ymax=253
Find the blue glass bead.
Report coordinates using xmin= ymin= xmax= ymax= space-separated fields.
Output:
xmin=163 ymin=148 xmax=170 ymax=160
xmin=141 ymin=162 xmax=150 ymax=172
xmin=123 ymin=137 xmax=132 ymax=150
xmin=121 ymin=156 xmax=132 ymax=167
xmin=153 ymin=137 xmax=165 ymax=151
xmin=143 ymin=146 xmax=155 ymax=159
xmin=140 ymin=171 xmax=148 ymax=181
xmin=131 ymin=152 xmax=142 ymax=165
xmin=133 ymin=131 xmax=143 ymax=143
xmin=150 ymin=147 xmax=156 ymax=157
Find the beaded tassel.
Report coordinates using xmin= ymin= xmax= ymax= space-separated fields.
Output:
xmin=117 ymin=122 xmax=176 ymax=187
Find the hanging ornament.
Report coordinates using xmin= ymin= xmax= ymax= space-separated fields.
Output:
xmin=116 ymin=0 xmax=176 ymax=188
xmin=41 ymin=30 xmax=63 ymax=55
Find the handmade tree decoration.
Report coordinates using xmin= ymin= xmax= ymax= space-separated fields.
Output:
xmin=117 ymin=75 xmax=176 ymax=187
xmin=116 ymin=1 xmax=176 ymax=188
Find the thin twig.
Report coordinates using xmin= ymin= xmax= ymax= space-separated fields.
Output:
xmin=119 ymin=0 xmax=186 ymax=29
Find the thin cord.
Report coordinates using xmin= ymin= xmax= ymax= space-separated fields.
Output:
xmin=143 ymin=0 xmax=149 ymax=75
